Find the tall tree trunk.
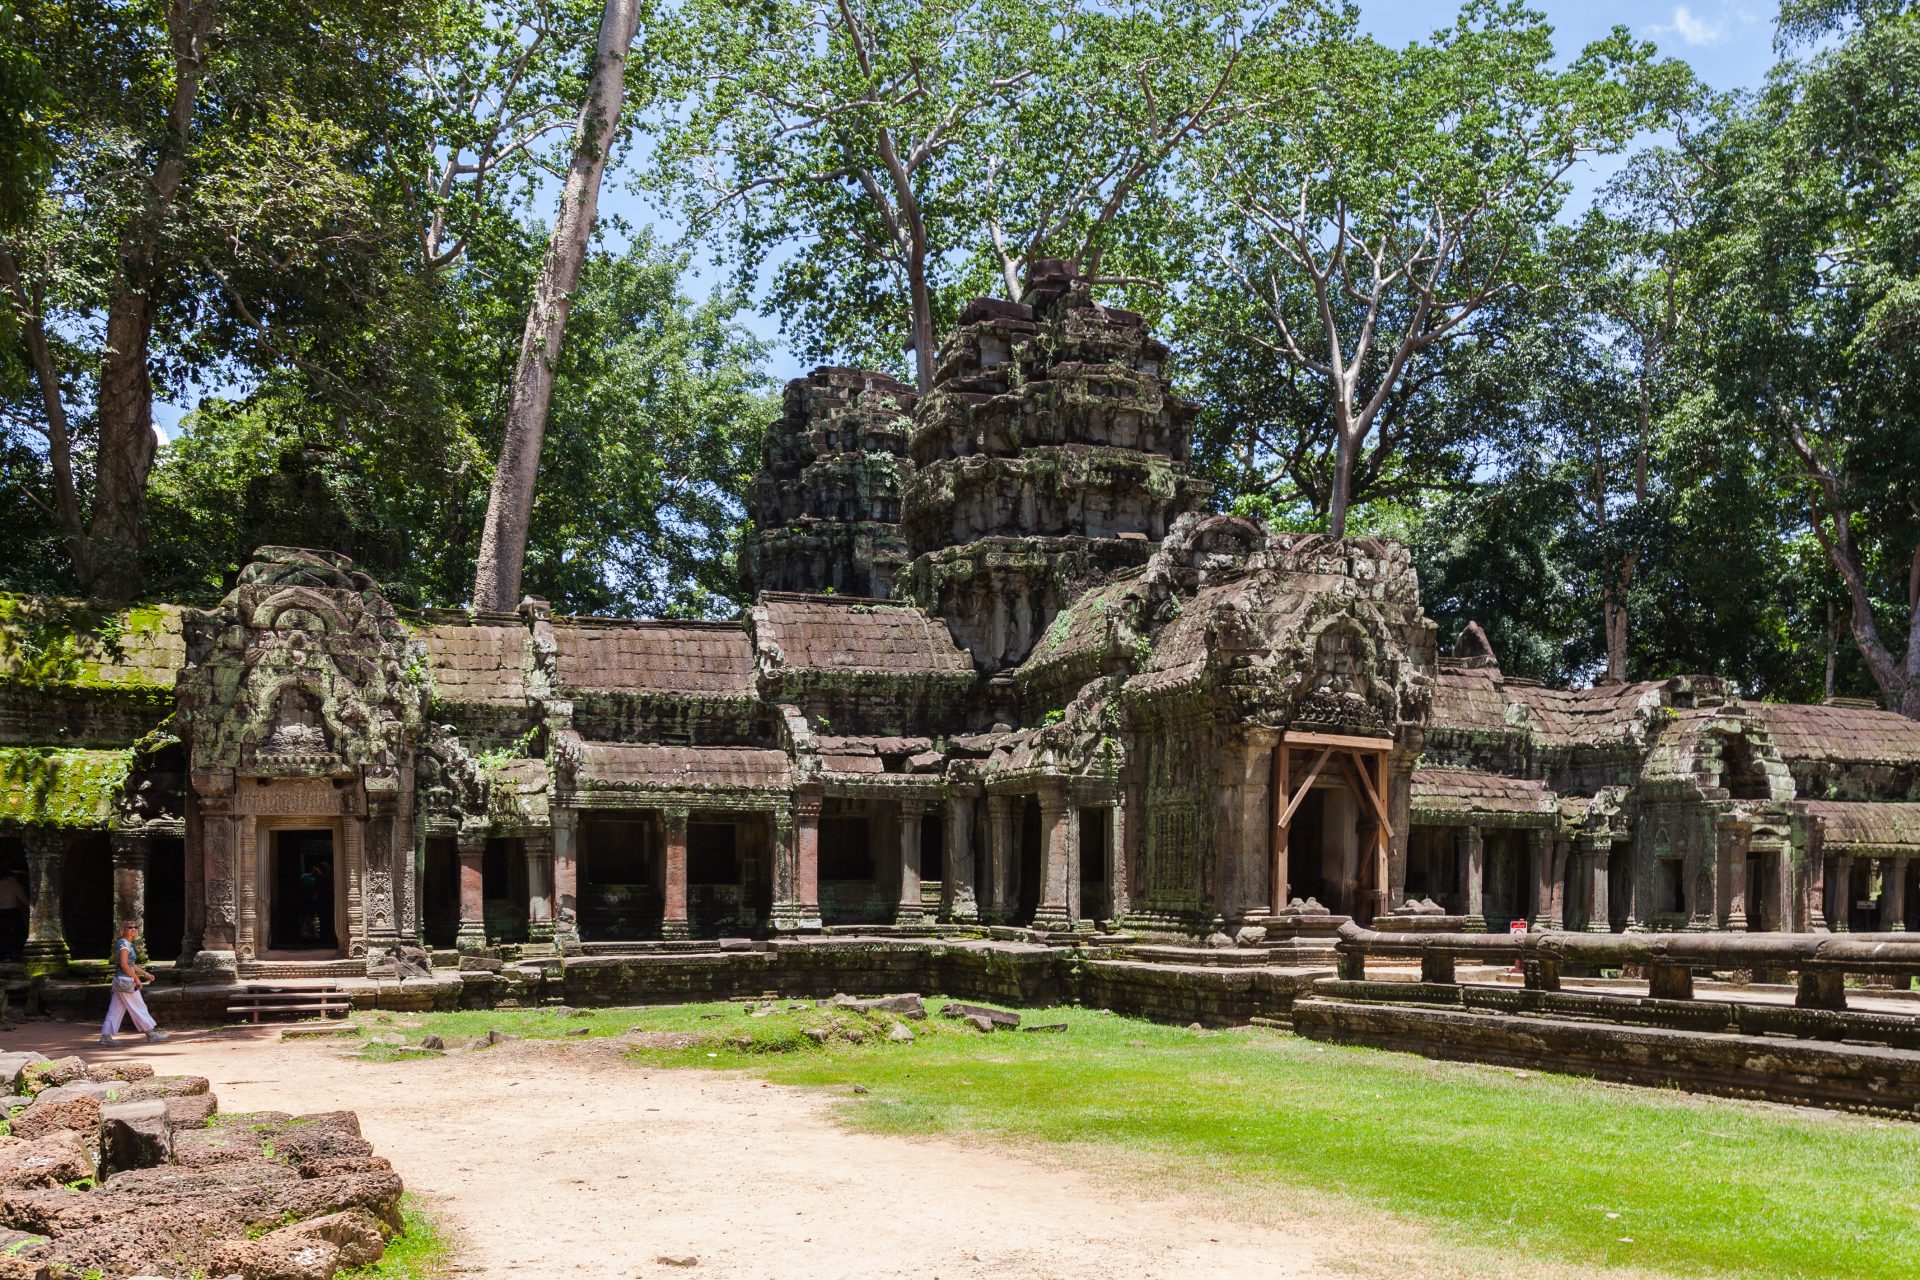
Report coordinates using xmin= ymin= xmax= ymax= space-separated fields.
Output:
xmin=1326 ymin=428 xmax=1356 ymax=538
xmin=472 ymin=0 xmax=643 ymax=611
xmin=906 ymin=256 xmax=934 ymax=390
xmin=69 ymin=0 xmax=215 ymax=600
xmin=85 ymin=294 xmax=161 ymax=599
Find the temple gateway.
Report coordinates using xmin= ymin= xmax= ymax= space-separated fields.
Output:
xmin=4 ymin=264 xmax=1917 ymax=977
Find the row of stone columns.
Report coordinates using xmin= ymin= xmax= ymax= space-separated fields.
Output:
xmin=1823 ymin=852 xmax=1912 ymax=932
xmin=454 ymin=826 xmax=560 ymax=952
xmin=8 ymin=829 xmax=156 ymax=969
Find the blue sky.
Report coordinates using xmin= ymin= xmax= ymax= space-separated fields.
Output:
xmin=155 ymin=0 xmax=1787 ymax=433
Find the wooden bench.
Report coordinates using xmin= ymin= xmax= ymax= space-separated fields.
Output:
xmin=225 ymin=986 xmax=354 ymax=1024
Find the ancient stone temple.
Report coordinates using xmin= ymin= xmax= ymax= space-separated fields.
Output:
xmin=3 ymin=265 xmax=1918 ymax=979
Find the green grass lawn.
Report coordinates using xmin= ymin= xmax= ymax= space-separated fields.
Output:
xmin=350 ymin=1000 xmax=1920 ymax=1280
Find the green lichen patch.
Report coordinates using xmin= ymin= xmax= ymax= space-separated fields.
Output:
xmin=0 ymin=747 xmax=131 ymax=828
xmin=0 ymin=593 xmax=183 ymax=692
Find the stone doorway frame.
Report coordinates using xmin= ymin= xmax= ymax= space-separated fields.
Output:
xmin=1272 ymin=731 xmax=1395 ymax=920
xmin=248 ymin=813 xmax=352 ymax=960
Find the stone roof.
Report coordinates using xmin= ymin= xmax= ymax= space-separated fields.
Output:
xmin=417 ymin=621 xmax=527 ymax=707
xmin=1755 ymin=702 xmax=1920 ymax=765
xmin=551 ymin=619 xmax=756 ymax=699
xmin=1411 ymin=766 xmax=1557 ymax=821
xmin=1428 ymin=668 xmax=1662 ymax=747
xmin=1798 ymin=799 xmax=1920 ymax=850
xmin=574 ymin=743 xmax=792 ymax=792
xmin=751 ymin=593 xmax=971 ymax=679
xmin=813 ymin=735 xmax=935 ymax=774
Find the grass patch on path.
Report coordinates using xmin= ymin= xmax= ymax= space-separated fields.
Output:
xmin=341 ymin=1196 xmax=450 ymax=1280
xmin=353 ymin=1001 xmax=1920 ymax=1280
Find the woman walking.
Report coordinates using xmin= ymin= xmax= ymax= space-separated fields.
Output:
xmin=100 ymin=920 xmax=168 ymax=1045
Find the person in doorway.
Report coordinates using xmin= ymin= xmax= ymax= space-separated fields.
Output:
xmin=0 ymin=871 xmax=26 ymax=959
xmin=100 ymin=920 xmax=168 ymax=1045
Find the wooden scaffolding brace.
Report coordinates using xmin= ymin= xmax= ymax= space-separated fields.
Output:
xmin=1270 ymin=730 xmax=1395 ymax=917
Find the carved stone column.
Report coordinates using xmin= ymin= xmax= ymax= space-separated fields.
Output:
xmin=1834 ymin=852 xmax=1854 ymax=933
xmin=21 ymin=830 xmax=68 ymax=971
xmin=1107 ymin=799 xmax=1132 ymax=923
xmin=1528 ymin=832 xmax=1559 ymax=932
xmin=1722 ymin=818 xmax=1749 ymax=932
xmin=942 ymin=792 xmax=978 ymax=923
xmin=984 ymin=794 xmax=1015 ymax=924
xmin=195 ymin=774 xmax=240 ymax=965
xmin=896 ymin=798 xmax=925 ymax=925
xmin=1582 ymin=835 xmax=1612 ymax=932
xmin=1542 ymin=838 xmax=1567 ymax=930
xmin=363 ymin=781 xmax=402 ymax=952
xmin=794 ymin=790 xmax=822 ymax=932
xmin=551 ymin=807 xmax=581 ymax=949
xmin=525 ymin=829 xmax=555 ymax=944
xmin=1888 ymin=855 xmax=1910 ymax=932
xmin=1034 ymin=783 xmax=1076 ymax=931
xmin=110 ymin=830 xmax=151 ymax=945
xmin=1805 ymin=850 xmax=1829 ymax=933
xmin=662 ymin=806 xmax=690 ymax=940
xmin=1459 ymin=826 xmax=1484 ymax=928
xmin=455 ymin=828 xmax=488 ymax=953
xmin=1229 ymin=731 xmax=1276 ymax=924
xmin=771 ymin=807 xmax=800 ymax=932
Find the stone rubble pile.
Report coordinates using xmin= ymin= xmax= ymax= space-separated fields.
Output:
xmin=0 ymin=1051 xmax=401 ymax=1280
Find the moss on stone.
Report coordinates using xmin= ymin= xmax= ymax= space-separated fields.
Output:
xmin=0 ymin=746 xmax=131 ymax=828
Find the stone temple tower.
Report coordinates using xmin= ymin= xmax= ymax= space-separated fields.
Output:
xmin=740 ymin=366 xmax=918 ymax=599
xmin=899 ymin=260 xmax=1208 ymax=673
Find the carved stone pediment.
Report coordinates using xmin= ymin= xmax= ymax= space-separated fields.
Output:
xmin=177 ymin=547 xmax=426 ymax=778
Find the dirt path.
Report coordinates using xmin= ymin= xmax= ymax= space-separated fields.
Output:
xmin=0 ymin=1020 xmax=1639 ymax=1280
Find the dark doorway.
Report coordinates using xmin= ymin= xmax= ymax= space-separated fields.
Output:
xmin=61 ymin=836 xmax=113 ymax=962
xmin=146 ymin=836 xmax=186 ymax=961
xmin=1745 ymin=852 xmax=1778 ymax=931
xmin=422 ymin=836 xmax=458 ymax=949
xmin=1288 ymin=789 xmax=1328 ymax=907
xmin=1484 ymin=831 xmax=1531 ymax=930
xmin=821 ymin=808 xmax=885 ymax=925
xmin=921 ymin=811 xmax=945 ymax=915
xmin=1015 ymin=797 xmax=1042 ymax=925
xmin=688 ymin=821 xmax=743 ymax=936
xmin=1079 ymin=807 xmax=1108 ymax=923
xmin=271 ymin=829 xmax=337 ymax=951
xmin=1609 ymin=841 xmax=1633 ymax=932
xmin=1402 ymin=826 xmax=1458 ymax=912
xmin=483 ymin=837 xmax=528 ymax=944
xmin=0 ymin=836 xmax=24 ymax=959
xmin=581 ymin=817 xmax=660 ymax=940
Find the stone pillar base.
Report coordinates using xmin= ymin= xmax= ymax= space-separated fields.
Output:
xmin=1031 ymin=908 xmax=1072 ymax=932
xmin=454 ymin=923 xmax=488 ymax=954
xmin=187 ymin=949 xmax=238 ymax=978
xmin=1584 ymin=920 xmax=1613 ymax=933
xmin=661 ymin=920 xmax=691 ymax=941
xmin=21 ymin=940 xmax=68 ymax=973
xmin=894 ymin=906 xmax=925 ymax=925
xmin=528 ymin=921 xmax=556 ymax=944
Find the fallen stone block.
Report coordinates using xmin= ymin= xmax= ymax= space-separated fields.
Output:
xmin=420 ymin=1035 xmax=445 ymax=1051
xmin=940 ymin=1003 xmax=1020 ymax=1029
xmin=16 ymin=1061 xmax=82 ymax=1096
xmin=833 ymin=993 xmax=927 ymax=1019
xmin=99 ymin=1100 xmax=171 ymax=1176
xmin=122 ymin=1075 xmax=210 ymax=1102
xmin=0 ymin=1059 xmax=47 ymax=1096
xmin=0 ymin=1133 xmax=94 ymax=1190
xmin=0 ymin=1227 xmax=47 ymax=1258
xmin=209 ymin=1232 xmax=340 ymax=1280
xmin=84 ymin=1062 xmax=154 ymax=1085
xmin=0 ymin=1255 xmax=46 ymax=1280
xmin=1021 ymin=1023 xmax=1069 ymax=1034
xmin=163 ymin=1094 xmax=218 ymax=1131
xmin=9 ymin=1095 xmax=102 ymax=1144
xmin=265 ymin=1208 xmax=386 ymax=1268
xmin=963 ymin=1015 xmax=995 ymax=1033
xmin=803 ymin=1028 xmax=831 ymax=1044
xmin=885 ymin=1022 xmax=914 ymax=1043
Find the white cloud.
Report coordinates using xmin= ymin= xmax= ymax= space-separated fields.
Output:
xmin=1648 ymin=5 xmax=1727 ymax=47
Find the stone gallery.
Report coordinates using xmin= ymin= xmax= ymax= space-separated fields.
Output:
xmin=3 ymin=263 xmax=1918 ymax=977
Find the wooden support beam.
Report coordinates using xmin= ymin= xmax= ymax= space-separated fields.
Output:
xmin=1278 ymin=746 xmax=1334 ymax=828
